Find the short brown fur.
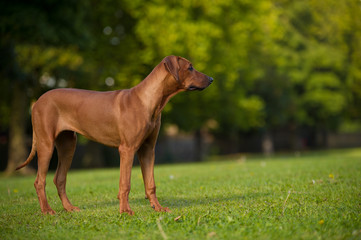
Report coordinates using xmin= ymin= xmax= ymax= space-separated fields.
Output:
xmin=16 ymin=56 xmax=213 ymax=215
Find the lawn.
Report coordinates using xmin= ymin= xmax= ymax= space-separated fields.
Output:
xmin=1 ymin=148 xmax=361 ymax=239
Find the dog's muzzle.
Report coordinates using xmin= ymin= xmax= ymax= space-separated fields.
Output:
xmin=187 ymin=77 xmax=214 ymax=91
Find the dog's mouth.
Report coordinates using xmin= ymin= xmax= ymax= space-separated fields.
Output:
xmin=187 ymin=85 xmax=205 ymax=91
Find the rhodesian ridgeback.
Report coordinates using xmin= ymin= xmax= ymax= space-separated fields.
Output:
xmin=16 ymin=56 xmax=213 ymax=215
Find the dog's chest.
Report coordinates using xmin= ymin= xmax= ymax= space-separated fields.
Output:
xmin=145 ymin=118 xmax=159 ymax=134
xmin=141 ymin=116 xmax=160 ymax=139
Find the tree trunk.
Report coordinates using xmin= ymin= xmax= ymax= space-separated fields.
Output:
xmin=262 ymin=131 xmax=274 ymax=156
xmin=194 ymin=129 xmax=203 ymax=161
xmin=5 ymin=81 xmax=33 ymax=175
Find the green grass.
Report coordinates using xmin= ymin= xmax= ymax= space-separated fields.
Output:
xmin=1 ymin=149 xmax=361 ymax=239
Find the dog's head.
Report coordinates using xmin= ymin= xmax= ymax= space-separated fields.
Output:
xmin=164 ymin=55 xmax=213 ymax=91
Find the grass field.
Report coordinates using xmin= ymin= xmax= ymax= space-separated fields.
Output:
xmin=1 ymin=149 xmax=361 ymax=239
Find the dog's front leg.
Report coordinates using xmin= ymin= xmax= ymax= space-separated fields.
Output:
xmin=118 ymin=147 xmax=135 ymax=215
xmin=138 ymin=143 xmax=170 ymax=213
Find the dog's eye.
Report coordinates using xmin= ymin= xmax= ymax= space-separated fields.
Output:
xmin=188 ymin=66 xmax=193 ymax=71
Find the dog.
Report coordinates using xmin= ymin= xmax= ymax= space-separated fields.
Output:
xmin=16 ymin=55 xmax=213 ymax=215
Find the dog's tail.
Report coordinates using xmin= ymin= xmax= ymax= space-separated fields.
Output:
xmin=16 ymin=131 xmax=37 ymax=170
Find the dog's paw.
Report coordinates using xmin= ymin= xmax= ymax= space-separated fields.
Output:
xmin=64 ymin=205 xmax=80 ymax=212
xmin=151 ymin=204 xmax=171 ymax=213
xmin=119 ymin=199 xmax=134 ymax=216
xmin=120 ymin=209 xmax=134 ymax=216
xmin=42 ymin=208 xmax=56 ymax=215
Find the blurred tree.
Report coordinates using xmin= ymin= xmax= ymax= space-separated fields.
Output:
xmin=91 ymin=0 xmax=361 ymax=154
xmin=83 ymin=0 xmax=143 ymax=90
xmin=121 ymin=0 xmax=272 ymax=157
xmin=248 ymin=0 xmax=361 ymax=150
xmin=1 ymin=0 xmax=361 ymax=169
xmin=0 ymin=0 xmax=90 ymax=174
xmin=283 ymin=0 xmax=360 ymax=147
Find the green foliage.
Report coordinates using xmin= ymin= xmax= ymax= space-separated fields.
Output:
xmin=247 ymin=0 xmax=361 ymax=133
xmin=0 ymin=0 xmax=92 ymax=129
xmin=1 ymin=148 xmax=361 ymax=239
xmin=1 ymin=0 xmax=361 ymax=142
xmin=238 ymin=96 xmax=265 ymax=130
xmin=0 ymin=0 xmax=90 ymax=46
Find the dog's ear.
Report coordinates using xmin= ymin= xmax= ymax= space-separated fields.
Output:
xmin=164 ymin=55 xmax=180 ymax=81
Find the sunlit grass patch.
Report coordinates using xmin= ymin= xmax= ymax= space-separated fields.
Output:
xmin=1 ymin=148 xmax=361 ymax=239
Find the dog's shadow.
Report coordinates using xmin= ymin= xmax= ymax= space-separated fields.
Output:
xmin=147 ymin=191 xmax=272 ymax=208
xmin=82 ymin=192 xmax=271 ymax=210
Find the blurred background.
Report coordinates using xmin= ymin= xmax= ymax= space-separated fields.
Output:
xmin=1 ymin=0 xmax=361 ymax=174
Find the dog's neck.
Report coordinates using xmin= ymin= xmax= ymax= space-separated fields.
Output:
xmin=132 ymin=61 xmax=183 ymax=120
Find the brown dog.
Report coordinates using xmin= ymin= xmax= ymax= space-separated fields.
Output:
xmin=16 ymin=56 xmax=213 ymax=215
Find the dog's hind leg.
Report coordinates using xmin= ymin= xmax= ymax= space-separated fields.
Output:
xmin=34 ymin=139 xmax=56 ymax=215
xmin=54 ymin=131 xmax=79 ymax=212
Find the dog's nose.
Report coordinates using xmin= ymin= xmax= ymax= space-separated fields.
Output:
xmin=209 ymin=77 xmax=214 ymax=84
